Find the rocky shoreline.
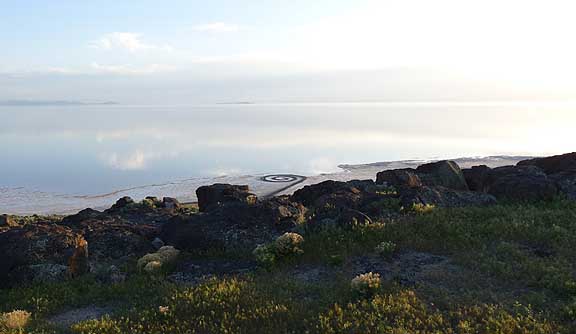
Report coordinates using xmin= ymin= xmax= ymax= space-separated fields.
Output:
xmin=1 ymin=152 xmax=575 ymax=288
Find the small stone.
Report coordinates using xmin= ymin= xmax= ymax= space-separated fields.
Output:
xmin=162 ymin=197 xmax=181 ymax=210
xmin=152 ymin=237 xmax=165 ymax=250
xmin=108 ymin=265 xmax=127 ymax=284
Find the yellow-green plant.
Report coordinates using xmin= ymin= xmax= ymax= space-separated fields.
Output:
xmin=375 ymin=241 xmax=397 ymax=258
xmin=253 ymin=244 xmax=276 ymax=268
xmin=351 ymin=272 xmax=381 ymax=296
xmin=274 ymin=232 xmax=304 ymax=256
xmin=137 ymin=246 xmax=180 ymax=273
xmin=1 ymin=310 xmax=31 ymax=333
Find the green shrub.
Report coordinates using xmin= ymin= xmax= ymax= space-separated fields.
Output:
xmin=71 ymin=278 xmax=296 ymax=334
xmin=253 ymin=244 xmax=276 ymax=268
xmin=375 ymin=241 xmax=397 ymax=258
xmin=317 ymin=290 xmax=556 ymax=334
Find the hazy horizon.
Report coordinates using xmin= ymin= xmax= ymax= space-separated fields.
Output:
xmin=3 ymin=0 xmax=576 ymax=104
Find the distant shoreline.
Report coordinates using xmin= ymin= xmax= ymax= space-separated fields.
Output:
xmin=0 ymin=155 xmax=531 ymax=216
xmin=0 ymin=100 xmax=118 ymax=106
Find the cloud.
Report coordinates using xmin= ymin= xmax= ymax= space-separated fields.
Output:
xmin=89 ymin=32 xmax=172 ymax=52
xmin=101 ymin=150 xmax=178 ymax=170
xmin=102 ymin=150 xmax=148 ymax=170
xmin=90 ymin=62 xmax=176 ymax=75
xmin=192 ymin=22 xmax=240 ymax=33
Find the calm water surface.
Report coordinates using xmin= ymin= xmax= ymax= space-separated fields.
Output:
xmin=1 ymin=102 xmax=574 ymax=195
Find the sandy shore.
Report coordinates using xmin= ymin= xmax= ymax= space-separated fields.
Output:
xmin=0 ymin=156 xmax=531 ymax=215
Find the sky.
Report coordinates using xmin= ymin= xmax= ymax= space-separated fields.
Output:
xmin=2 ymin=0 xmax=576 ymax=103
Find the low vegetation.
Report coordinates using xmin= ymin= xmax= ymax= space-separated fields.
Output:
xmin=2 ymin=200 xmax=576 ymax=333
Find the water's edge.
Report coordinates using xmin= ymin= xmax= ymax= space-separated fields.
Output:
xmin=0 ymin=156 xmax=530 ymax=215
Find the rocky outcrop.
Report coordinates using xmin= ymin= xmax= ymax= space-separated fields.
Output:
xmin=376 ymin=160 xmax=468 ymax=191
xmin=517 ymin=153 xmax=576 ymax=200
xmin=196 ymin=184 xmax=258 ymax=212
xmin=462 ymin=165 xmax=558 ymax=202
xmin=258 ymin=196 xmax=307 ymax=229
xmin=99 ymin=197 xmax=185 ymax=225
xmin=483 ymin=166 xmax=558 ymax=201
xmin=62 ymin=216 xmax=157 ymax=261
xmin=415 ymin=161 xmax=469 ymax=191
xmin=0 ymin=224 xmax=89 ymax=287
xmin=399 ymin=186 xmax=497 ymax=208
xmin=292 ymin=180 xmax=359 ymax=206
xmin=291 ymin=180 xmax=384 ymax=228
xmin=550 ymin=171 xmax=576 ymax=200
xmin=376 ymin=169 xmax=422 ymax=188
xmin=462 ymin=165 xmax=491 ymax=192
xmin=161 ymin=196 xmax=307 ymax=253
xmin=517 ymin=152 xmax=576 ymax=174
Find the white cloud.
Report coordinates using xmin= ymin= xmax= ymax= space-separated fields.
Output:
xmin=101 ymin=150 xmax=178 ymax=170
xmin=89 ymin=32 xmax=172 ymax=52
xmin=90 ymin=62 xmax=176 ymax=75
xmin=102 ymin=150 xmax=148 ymax=170
xmin=192 ymin=22 xmax=240 ymax=33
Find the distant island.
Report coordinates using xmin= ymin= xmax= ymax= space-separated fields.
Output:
xmin=216 ymin=101 xmax=255 ymax=105
xmin=0 ymin=100 xmax=118 ymax=106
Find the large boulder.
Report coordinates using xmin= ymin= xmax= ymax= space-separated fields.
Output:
xmin=484 ymin=166 xmax=557 ymax=201
xmin=0 ymin=224 xmax=89 ymax=287
xmin=61 ymin=208 xmax=106 ymax=226
xmin=517 ymin=153 xmax=576 ymax=200
xmin=549 ymin=171 xmax=576 ymax=200
xmin=109 ymin=196 xmax=135 ymax=211
xmin=517 ymin=152 xmax=576 ymax=174
xmin=376 ymin=169 xmax=422 ymax=188
xmin=258 ymin=196 xmax=307 ymax=229
xmin=415 ymin=161 xmax=469 ymax=191
xmin=196 ymin=184 xmax=258 ymax=212
xmin=399 ymin=186 xmax=496 ymax=209
xmin=104 ymin=197 xmax=179 ymax=225
xmin=292 ymin=180 xmax=356 ymax=206
xmin=462 ymin=165 xmax=492 ymax=192
xmin=161 ymin=196 xmax=307 ymax=253
xmin=376 ymin=161 xmax=468 ymax=191
xmin=62 ymin=216 xmax=157 ymax=261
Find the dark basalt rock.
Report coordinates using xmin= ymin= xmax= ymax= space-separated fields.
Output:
xmin=161 ymin=197 xmax=306 ymax=253
xmin=0 ymin=224 xmax=89 ymax=287
xmin=258 ymin=196 xmax=307 ymax=229
xmin=292 ymin=180 xmax=380 ymax=208
xmin=63 ymin=217 xmax=157 ymax=260
xmin=162 ymin=197 xmax=181 ymax=210
xmin=104 ymin=197 xmax=181 ymax=225
xmin=484 ymin=165 xmax=558 ymax=202
xmin=517 ymin=152 xmax=576 ymax=174
xmin=398 ymin=186 xmax=497 ymax=208
xmin=462 ymin=165 xmax=492 ymax=192
xmin=376 ymin=160 xmax=468 ymax=191
xmin=61 ymin=208 xmax=106 ymax=226
xmin=196 ymin=184 xmax=258 ymax=212
xmin=415 ymin=160 xmax=469 ymax=191
xmin=549 ymin=171 xmax=576 ymax=200
xmin=376 ymin=169 xmax=422 ymax=188
xmin=292 ymin=180 xmax=357 ymax=206
xmin=517 ymin=153 xmax=576 ymax=200
xmin=109 ymin=196 xmax=135 ymax=211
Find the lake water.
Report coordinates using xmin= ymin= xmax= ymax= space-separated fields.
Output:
xmin=1 ymin=102 xmax=575 ymax=213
